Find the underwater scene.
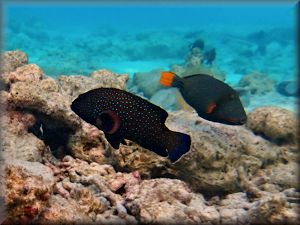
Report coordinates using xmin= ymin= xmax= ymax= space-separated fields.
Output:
xmin=0 ymin=1 xmax=299 ymax=225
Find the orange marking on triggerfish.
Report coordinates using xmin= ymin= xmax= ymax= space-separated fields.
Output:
xmin=225 ymin=117 xmax=238 ymax=123
xmin=206 ymin=101 xmax=216 ymax=114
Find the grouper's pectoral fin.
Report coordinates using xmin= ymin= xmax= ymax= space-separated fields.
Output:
xmin=95 ymin=110 xmax=121 ymax=134
xmin=105 ymin=133 xmax=125 ymax=149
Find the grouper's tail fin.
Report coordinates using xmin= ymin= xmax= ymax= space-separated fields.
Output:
xmin=160 ymin=71 xmax=184 ymax=88
xmin=165 ymin=130 xmax=191 ymax=163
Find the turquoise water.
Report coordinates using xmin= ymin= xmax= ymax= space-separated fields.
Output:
xmin=2 ymin=1 xmax=298 ymax=111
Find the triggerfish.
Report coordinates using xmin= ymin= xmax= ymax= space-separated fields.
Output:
xmin=71 ymin=88 xmax=191 ymax=162
xmin=160 ymin=72 xmax=247 ymax=125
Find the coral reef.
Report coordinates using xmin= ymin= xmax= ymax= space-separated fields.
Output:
xmin=2 ymin=161 xmax=54 ymax=224
xmin=0 ymin=50 xmax=28 ymax=74
xmin=171 ymin=42 xmax=225 ymax=81
xmin=170 ymin=109 xmax=297 ymax=195
xmin=150 ymin=88 xmax=180 ymax=111
xmin=132 ymin=69 xmax=164 ymax=98
xmin=125 ymin=178 xmax=219 ymax=225
xmin=110 ymin=109 xmax=298 ymax=196
xmin=185 ymin=47 xmax=204 ymax=68
xmin=238 ymin=72 xmax=275 ymax=95
xmin=57 ymin=69 xmax=128 ymax=99
xmin=246 ymin=106 xmax=297 ymax=145
xmin=2 ymin=60 xmax=128 ymax=163
xmin=111 ymin=140 xmax=177 ymax=179
xmin=276 ymin=80 xmax=298 ymax=97
xmin=125 ymin=177 xmax=299 ymax=225
xmin=1 ymin=50 xmax=298 ymax=224
xmin=1 ymin=110 xmax=46 ymax=162
xmin=129 ymin=37 xmax=224 ymax=113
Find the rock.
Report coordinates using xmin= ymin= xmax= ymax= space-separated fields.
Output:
xmin=150 ymin=88 xmax=180 ymax=111
xmin=111 ymin=141 xmax=176 ymax=179
xmin=1 ymin=110 xmax=46 ymax=162
xmin=5 ymin=159 xmax=55 ymax=184
xmin=214 ymin=190 xmax=299 ymax=225
xmin=112 ymin=109 xmax=298 ymax=195
xmin=132 ymin=69 xmax=164 ymax=98
xmin=256 ymin=161 xmax=298 ymax=190
xmin=37 ymin=156 xmax=138 ymax=224
xmin=246 ymin=106 xmax=297 ymax=145
xmin=125 ymin=178 xmax=220 ymax=225
xmin=247 ymin=194 xmax=297 ymax=225
xmin=239 ymin=72 xmax=275 ymax=95
xmin=1 ymin=64 xmax=44 ymax=87
xmin=167 ymin=111 xmax=278 ymax=194
xmin=57 ymin=69 xmax=128 ymax=99
xmin=5 ymin=64 xmax=128 ymax=162
xmin=185 ymin=47 xmax=204 ymax=68
xmin=276 ymin=81 xmax=298 ymax=97
xmin=217 ymin=192 xmax=250 ymax=225
xmin=0 ymin=50 xmax=28 ymax=74
xmin=125 ymin=178 xmax=299 ymax=224
xmin=38 ymin=195 xmax=93 ymax=224
xmin=2 ymin=162 xmax=54 ymax=224
xmin=1 ymin=50 xmax=298 ymax=225
xmin=8 ymin=76 xmax=81 ymax=129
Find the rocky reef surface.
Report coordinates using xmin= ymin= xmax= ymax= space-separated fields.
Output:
xmin=0 ymin=50 xmax=299 ymax=225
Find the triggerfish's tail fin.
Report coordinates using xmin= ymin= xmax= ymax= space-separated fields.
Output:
xmin=165 ymin=130 xmax=191 ymax=163
xmin=160 ymin=71 xmax=184 ymax=88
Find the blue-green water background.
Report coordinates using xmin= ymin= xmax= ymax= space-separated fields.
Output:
xmin=2 ymin=1 xmax=298 ymax=111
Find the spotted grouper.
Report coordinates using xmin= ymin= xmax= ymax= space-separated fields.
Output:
xmin=71 ymin=87 xmax=191 ymax=162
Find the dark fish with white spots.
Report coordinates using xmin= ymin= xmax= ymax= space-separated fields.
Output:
xmin=71 ymin=87 xmax=191 ymax=162
xmin=160 ymin=71 xmax=247 ymax=125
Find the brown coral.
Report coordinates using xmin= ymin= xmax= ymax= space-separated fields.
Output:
xmin=239 ymin=72 xmax=275 ymax=94
xmin=3 ymin=162 xmax=54 ymax=224
xmin=0 ymin=50 xmax=28 ymax=74
xmin=1 ymin=50 xmax=299 ymax=225
xmin=125 ymin=178 xmax=219 ymax=225
xmin=1 ymin=110 xmax=46 ymax=162
xmin=5 ymin=63 xmax=128 ymax=162
xmin=1 ymin=64 xmax=44 ymax=87
xmin=246 ymin=106 xmax=298 ymax=145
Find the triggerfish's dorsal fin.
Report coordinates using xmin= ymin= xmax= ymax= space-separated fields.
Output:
xmin=95 ymin=110 xmax=121 ymax=134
